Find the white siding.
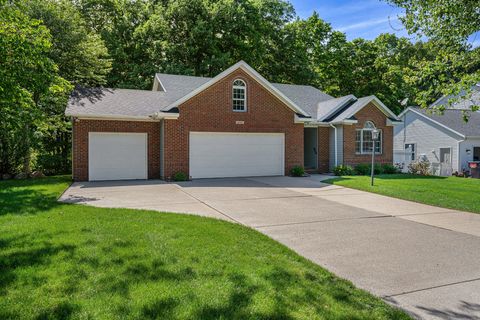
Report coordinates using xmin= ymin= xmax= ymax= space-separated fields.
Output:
xmin=329 ymin=125 xmax=343 ymax=170
xmin=394 ymin=111 xmax=462 ymax=172
xmin=459 ymin=138 xmax=480 ymax=171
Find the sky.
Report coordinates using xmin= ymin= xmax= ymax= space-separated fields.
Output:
xmin=289 ymin=0 xmax=480 ymax=47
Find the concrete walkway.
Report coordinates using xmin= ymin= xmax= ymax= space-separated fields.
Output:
xmin=60 ymin=175 xmax=480 ymax=320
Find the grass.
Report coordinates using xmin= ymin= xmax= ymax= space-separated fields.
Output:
xmin=0 ymin=176 xmax=410 ymax=320
xmin=325 ymin=174 xmax=480 ymax=214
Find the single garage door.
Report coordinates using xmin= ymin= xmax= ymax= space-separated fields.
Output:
xmin=189 ymin=132 xmax=284 ymax=179
xmin=88 ymin=132 xmax=147 ymax=181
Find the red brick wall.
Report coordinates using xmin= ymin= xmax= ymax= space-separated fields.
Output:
xmin=317 ymin=127 xmax=330 ymax=173
xmin=163 ymin=69 xmax=304 ymax=179
xmin=343 ymin=103 xmax=393 ymax=166
xmin=72 ymin=119 xmax=160 ymax=181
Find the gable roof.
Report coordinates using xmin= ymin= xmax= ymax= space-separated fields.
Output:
xmin=153 ymin=74 xmax=334 ymax=119
xmin=430 ymin=84 xmax=480 ymax=110
xmin=66 ymin=61 xmax=399 ymax=124
xmin=326 ymin=96 xmax=399 ymax=123
xmin=404 ymin=107 xmax=480 ymax=138
xmin=156 ymin=61 xmax=311 ymax=117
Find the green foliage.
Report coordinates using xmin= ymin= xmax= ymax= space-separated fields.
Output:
xmin=326 ymin=174 xmax=480 ymax=214
xmin=173 ymin=172 xmax=188 ymax=181
xmin=290 ymin=165 xmax=305 ymax=177
xmin=381 ymin=163 xmax=399 ymax=174
xmin=333 ymin=165 xmax=355 ymax=176
xmin=354 ymin=163 xmax=386 ymax=175
xmin=387 ymin=0 xmax=479 ymax=45
xmin=386 ymin=0 xmax=480 ymax=113
xmin=354 ymin=164 xmax=370 ymax=176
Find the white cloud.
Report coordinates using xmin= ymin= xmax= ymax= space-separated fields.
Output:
xmin=337 ymin=17 xmax=398 ymax=32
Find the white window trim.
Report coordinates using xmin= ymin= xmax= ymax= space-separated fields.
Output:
xmin=405 ymin=143 xmax=416 ymax=161
xmin=355 ymin=128 xmax=383 ymax=155
xmin=439 ymin=146 xmax=452 ymax=164
xmin=232 ymin=79 xmax=247 ymax=112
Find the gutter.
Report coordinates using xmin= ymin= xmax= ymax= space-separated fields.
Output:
xmin=67 ymin=113 xmax=179 ymax=121
xmin=330 ymin=124 xmax=338 ymax=167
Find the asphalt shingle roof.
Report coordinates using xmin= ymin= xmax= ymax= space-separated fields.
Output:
xmin=66 ymin=87 xmax=176 ymax=117
xmin=66 ymin=73 xmax=348 ymax=120
xmin=431 ymin=85 xmax=480 ymax=110
xmin=413 ymin=107 xmax=480 ymax=137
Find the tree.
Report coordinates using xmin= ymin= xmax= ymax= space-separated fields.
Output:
xmin=0 ymin=1 xmax=68 ymax=174
xmin=21 ymin=0 xmax=112 ymax=174
xmin=387 ymin=0 xmax=480 ymax=113
xmin=387 ymin=0 xmax=480 ymax=44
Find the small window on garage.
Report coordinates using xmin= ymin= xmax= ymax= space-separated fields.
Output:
xmin=232 ymin=79 xmax=246 ymax=112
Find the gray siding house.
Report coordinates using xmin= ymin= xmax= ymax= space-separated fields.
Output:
xmin=394 ymin=107 xmax=480 ymax=175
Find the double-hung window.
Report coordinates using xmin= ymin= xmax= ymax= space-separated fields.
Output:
xmin=355 ymin=121 xmax=382 ymax=154
xmin=232 ymin=79 xmax=246 ymax=112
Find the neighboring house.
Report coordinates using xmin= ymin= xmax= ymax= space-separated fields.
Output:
xmin=66 ymin=61 xmax=400 ymax=181
xmin=394 ymin=107 xmax=480 ymax=175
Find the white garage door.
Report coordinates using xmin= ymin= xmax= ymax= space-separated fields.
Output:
xmin=189 ymin=132 xmax=284 ymax=179
xmin=89 ymin=132 xmax=147 ymax=181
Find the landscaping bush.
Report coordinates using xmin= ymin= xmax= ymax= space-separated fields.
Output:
xmin=333 ymin=165 xmax=354 ymax=176
xmin=354 ymin=163 xmax=385 ymax=175
xmin=381 ymin=163 xmax=399 ymax=174
xmin=173 ymin=171 xmax=188 ymax=181
xmin=354 ymin=163 xmax=371 ymax=175
xmin=290 ymin=165 xmax=305 ymax=177
xmin=408 ymin=159 xmax=431 ymax=175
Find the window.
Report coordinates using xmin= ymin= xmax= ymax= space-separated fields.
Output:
xmin=232 ymin=79 xmax=246 ymax=111
xmin=355 ymin=121 xmax=382 ymax=154
xmin=405 ymin=143 xmax=416 ymax=161
xmin=474 ymin=147 xmax=480 ymax=161
xmin=440 ymin=147 xmax=451 ymax=164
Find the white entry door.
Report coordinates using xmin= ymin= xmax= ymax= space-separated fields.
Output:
xmin=189 ymin=132 xmax=284 ymax=179
xmin=88 ymin=132 xmax=148 ymax=181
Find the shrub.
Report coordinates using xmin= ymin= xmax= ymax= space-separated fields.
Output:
xmin=354 ymin=163 xmax=370 ymax=175
xmin=173 ymin=172 xmax=188 ymax=181
xmin=381 ymin=163 xmax=399 ymax=174
xmin=333 ymin=165 xmax=354 ymax=176
xmin=290 ymin=165 xmax=305 ymax=177
xmin=408 ymin=159 xmax=430 ymax=175
xmin=354 ymin=163 xmax=385 ymax=175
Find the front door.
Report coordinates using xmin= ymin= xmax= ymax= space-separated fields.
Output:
xmin=304 ymin=128 xmax=318 ymax=169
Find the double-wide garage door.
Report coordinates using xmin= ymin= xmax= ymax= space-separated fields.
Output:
xmin=189 ymin=132 xmax=284 ymax=179
xmin=88 ymin=132 xmax=147 ymax=181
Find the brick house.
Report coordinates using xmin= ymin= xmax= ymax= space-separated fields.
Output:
xmin=66 ymin=61 xmax=401 ymax=181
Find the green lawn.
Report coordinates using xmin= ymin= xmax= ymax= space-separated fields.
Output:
xmin=0 ymin=176 xmax=411 ymax=319
xmin=325 ymin=174 xmax=480 ymax=214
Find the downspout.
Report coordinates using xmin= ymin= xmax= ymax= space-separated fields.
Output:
xmin=330 ymin=124 xmax=338 ymax=167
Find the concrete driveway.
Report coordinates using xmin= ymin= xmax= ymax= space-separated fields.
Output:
xmin=60 ymin=175 xmax=480 ymax=320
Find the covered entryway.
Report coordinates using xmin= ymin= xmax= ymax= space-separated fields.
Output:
xmin=88 ymin=132 xmax=147 ymax=181
xmin=189 ymin=132 xmax=284 ymax=179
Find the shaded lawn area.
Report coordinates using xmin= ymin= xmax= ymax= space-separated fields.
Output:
xmin=0 ymin=176 xmax=410 ymax=320
xmin=325 ymin=174 xmax=480 ymax=214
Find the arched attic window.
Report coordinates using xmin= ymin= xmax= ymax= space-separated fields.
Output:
xmin=355 ymin=121 xmax=382 ymax=154
xmin=232 ymin=79 xmax=246 ymax=112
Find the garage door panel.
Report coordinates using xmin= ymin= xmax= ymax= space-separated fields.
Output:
xmin=189 ymin=132 xmax=284 ymax=179
xmin=89 ymin=133 xmax=147 ymax=181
